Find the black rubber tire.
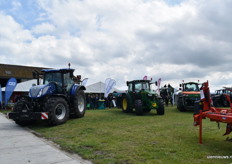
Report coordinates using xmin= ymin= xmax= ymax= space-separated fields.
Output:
xmin=177 ymin=98 xmax=186 ymax=112
xmin=156 ymin=99 xmax=165 ymax=115
xmin=45 ymin=97 xmax=69 ymax=126
xmin=71 ymin=90 xmax=86 ymax=118
xmin=121 ymin=94 xmax=132 ymax=113
xmin=144 ymin=108 xmax=151 ymax=113
xmin=135 ymin=99 xmax=143 ymax=115
xmin=13 ymin=97 xmax=36 ymax=126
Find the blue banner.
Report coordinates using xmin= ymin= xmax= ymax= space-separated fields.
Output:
xmin=5 ymin=78 xmax=17 ymax=105
xmin=0 ymin=84 xmax=2 ymax=105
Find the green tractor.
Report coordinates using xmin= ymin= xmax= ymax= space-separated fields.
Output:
xmin=121 ymin=80 xmax=164 ymax=115
xmin=176 ymin=81 xmax=201 ymax=112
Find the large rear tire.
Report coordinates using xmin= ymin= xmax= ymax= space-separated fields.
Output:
xmin=45 ymin=97 xmax=69 ymax=126
xmin=135 ymin=99 xmax=143 ymax=115
xmin=121 ymin=94 xmax=132 ymax=113
xmin=71 ymin=90 xmax=86 ymax=118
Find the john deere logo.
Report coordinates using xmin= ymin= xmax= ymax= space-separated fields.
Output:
xmin=152 ymin=103 xmax=157 ymax=107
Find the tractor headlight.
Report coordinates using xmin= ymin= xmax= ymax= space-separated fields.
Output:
xmin=37 ymin=89 xmax=43 ymax=97
xmin=42 ymin=86 xmax=49 ymax=95
xmin=37 ymin=86 xmax=50 ymax=97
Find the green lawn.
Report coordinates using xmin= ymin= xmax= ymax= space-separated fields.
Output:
xmin=21 ymin=106 xmax=232 ymax=163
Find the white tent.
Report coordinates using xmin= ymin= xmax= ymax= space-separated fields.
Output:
xmin=1 ymin=80 xmax=121 ymax=93
xmin=2 ymin=79 xmax=42 ymax=92
xmin=85 ymin=81 xmax=120 ymax=93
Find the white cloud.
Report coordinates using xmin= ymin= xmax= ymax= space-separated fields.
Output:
xmin=1 ymin=0 xmax=232 ymax=90
xmin=32 ymin=22 xmax=55 ymax=35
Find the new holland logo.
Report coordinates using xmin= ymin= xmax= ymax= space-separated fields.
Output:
xmin=41 ymin=113 xmax=49 ymax=120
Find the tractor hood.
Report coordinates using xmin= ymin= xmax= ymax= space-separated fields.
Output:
xmin=182 ymin=91 xmax=200 ymax=98
xmin=144 ymin=90 xmax=160 ymax=98
xmin=29 ymin=83 xmax=56 ymax=98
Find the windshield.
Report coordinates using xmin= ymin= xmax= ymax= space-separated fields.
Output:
xmin=183 ymin=83 xmax=200 ymax=91
xmin=44 ymin=72 xmax=62 ymax=85
xmin=135 ymin=82 xmax=150 ymax=91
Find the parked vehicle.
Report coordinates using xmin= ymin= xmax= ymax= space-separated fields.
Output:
xmin=176 ymin=81 xmax=201 ymax=112
xmin=120 ymin=80 xmax=164 ymax=115
xmin=212 ymin=88 xmax=232 ymax=107
xmin=7 ymin=68 xmax=86 ymax=126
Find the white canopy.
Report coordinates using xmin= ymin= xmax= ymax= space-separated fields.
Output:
xmin=1 ymin=80 xmax=121 ymax=93
xmin=85 ymin=81 xmax=120 ymax=93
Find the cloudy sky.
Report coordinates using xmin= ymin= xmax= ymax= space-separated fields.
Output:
xmin=0 ymin=0 xmax=232 ymax=91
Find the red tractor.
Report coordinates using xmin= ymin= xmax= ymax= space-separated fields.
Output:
xmin=194 ymin=81 xmax=232 ymax=144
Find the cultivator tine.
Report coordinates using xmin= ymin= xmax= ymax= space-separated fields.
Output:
xmin=223 ymin=124 xmax=232 ymax=136
xmin=217 ymin=122 xmax=220 ymax=129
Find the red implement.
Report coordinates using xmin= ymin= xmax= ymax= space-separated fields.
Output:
xmin=193 ymin=81 xmax=232 ymax=144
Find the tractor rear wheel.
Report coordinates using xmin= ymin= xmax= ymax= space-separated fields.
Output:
xmin=156 ymin=99 xmax=164 ymax=115
xmin=121 ymin=94 xmax=132 ymax=113
xmin=71 ymin=90 xmax=86 ymax=118
xmin=46 ymin=97 xmax=69 ymax=126
xmin=135 ymin=99 xmax=143 ymax=115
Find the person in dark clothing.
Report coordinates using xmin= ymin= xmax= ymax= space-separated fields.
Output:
xmin=167 ymin=84 xmax=174 ymax=106
xmin=94 ymin=94 xmax=99 ymax=109
xmin=86 ymin=94 xmax=91 ymax=109
xmin=107 ymin=94 xmax=113 ymax=108
xmin=160 ymin=85 xmax=169 ymax=106
xmin=90 ymin=94 xmax=95 ymax=109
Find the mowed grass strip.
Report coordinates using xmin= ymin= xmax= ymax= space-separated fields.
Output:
xmin=29 ymin=106 xmax=232 ymax=164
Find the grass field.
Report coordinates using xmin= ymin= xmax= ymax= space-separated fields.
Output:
xmin=11 ymin=106 xmax=232 ymax=163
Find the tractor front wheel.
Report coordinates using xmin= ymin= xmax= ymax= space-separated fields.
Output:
xmin=46 ymin=97 xmax=69 ymax=126
xmin=177 ymin=98 xmax=186 ymax=112
xmin=156 ymin=99 xmax=164 ymax=115
xmin=135 ymin=99 xmax=143 ymax=115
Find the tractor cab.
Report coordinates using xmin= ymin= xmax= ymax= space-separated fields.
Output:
xmin=29 ymin=68 xmax=82 ymax=98
xmin=181 ymin=82 xmax=200 ymax=92
xmin=127 ymin=80 xmax=152 ymax=93
xmin=43 ymin=68 xmax=75 ymax=93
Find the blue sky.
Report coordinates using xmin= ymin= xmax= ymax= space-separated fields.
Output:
xmin=0 ymin=1 xmax=44 ymax=29
xmin=0 ymin=0 xmax=232 ymax=90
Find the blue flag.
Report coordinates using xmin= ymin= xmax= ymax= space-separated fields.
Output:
xmin=5 ymin=78 xmax=17 ymax=105
xmin=0 ymin=84 xmax=2 ymax=105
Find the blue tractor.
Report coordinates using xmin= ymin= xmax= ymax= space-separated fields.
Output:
xmin=7 ymin=68 xmax=86 ymax=126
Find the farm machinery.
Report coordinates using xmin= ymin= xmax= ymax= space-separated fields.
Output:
xmin=194 ymin=81 xmax=232 ymax=144
xmin=121 ymin=80 xmax=164 ymax=115
xmin=212 ymin=88 xmax=232 ymax=107
xmin=7 ymin=68 xmax=86 ymax=126
xmin=176 ymin=81 xmax=201 ymax=112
